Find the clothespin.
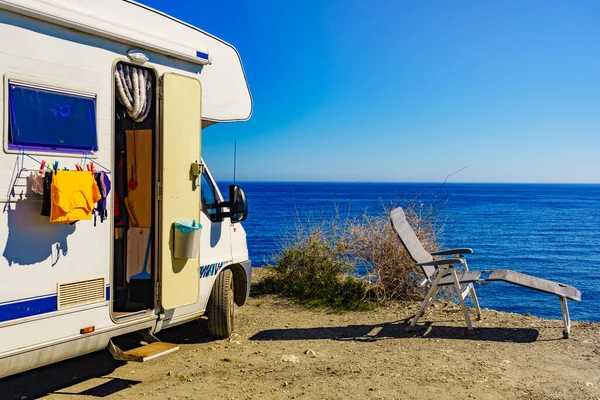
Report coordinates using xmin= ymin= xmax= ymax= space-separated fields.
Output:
xmin=86 ymin=162 xmax=95 ymax=174
xmin=53 ymin=161 xmax=59 ymax=175
xmin=75 ymin=163 xmax=83 ymax=171
xmin=39 ymin=160 xmax=46 ymax=175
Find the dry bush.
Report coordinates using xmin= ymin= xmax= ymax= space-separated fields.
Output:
xmin=259 ymin=218 xmax=372 ymax=310
xmin=254 ymin=202 xmax=443 ymax=310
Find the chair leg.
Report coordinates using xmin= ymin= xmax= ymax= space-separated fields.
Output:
xmin=559 ymin=296 xmax=571 ymax=339
xmin=451 ymin=269 xmax=474 ymax=333
xmin=420 ymin=286 xmax=440 ymax=316
xmin=406 ymin=284 xmax=439 ymax=332
xmin=469 ymin=284 xmax=482 ymax=320
xmin=406 ymin=267 xmax=446 ymax=332
xmin=461 ymin=258 xmax=481 ymax=320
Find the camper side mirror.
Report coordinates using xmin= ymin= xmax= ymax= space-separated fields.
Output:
xmin=229 ymin=185 xmax=248 ymax=223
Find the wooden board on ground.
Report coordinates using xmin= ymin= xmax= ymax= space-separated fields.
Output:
xmin=126 ymin=129 xmax=153 ymax=228
xmin=126 ymin=227 xmax=151 ymax=282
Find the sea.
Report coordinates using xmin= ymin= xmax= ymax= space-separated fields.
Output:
xmin=218 ymin=182 xmax=600 ymax=322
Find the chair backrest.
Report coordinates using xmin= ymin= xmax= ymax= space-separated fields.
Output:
xmin=389 ymin=207 xmax=435 ymax=280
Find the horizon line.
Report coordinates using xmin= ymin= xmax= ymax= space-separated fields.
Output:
xmin=217 ymin=180 xmax=600 ymax=185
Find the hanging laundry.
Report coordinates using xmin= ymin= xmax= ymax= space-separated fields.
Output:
xmin=40 ymin=171 xmax=52 ymax=217
xmin=29 ymin=172 xmax=44 ymax=195
xmin=93 ymin=171 xmax=112 ymax=225
xmin=49 ymin=171 xmax=101 ymax=224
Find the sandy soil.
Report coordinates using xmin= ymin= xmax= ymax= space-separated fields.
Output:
xmin=1 ymin=276 xmax=599 ymax=399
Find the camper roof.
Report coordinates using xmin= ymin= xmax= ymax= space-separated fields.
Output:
xmin=0 ymin=0 xmax=252 ymax=123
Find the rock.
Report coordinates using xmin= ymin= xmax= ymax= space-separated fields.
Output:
xmin=167 ymin=371 xmax=172 ymax=376
xmin=502 ymin=360 xmax=512 ymax=364
xmin=305 ymin=349 xmax=317 ymax=358
xmin=281 ymin=355 xmax=300 ymax=364
xmin=283 ymin=381 xmax=289 ymax=387
xmin=223 ymin=358 xmax=232 ymax=362
xmin=586 ymin=382 xmax=594 ymax=387
xmin=229 ymin=333 xmax=242 ymax=345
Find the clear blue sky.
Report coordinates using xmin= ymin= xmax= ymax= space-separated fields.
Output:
xmin=138 ymin=0 xmax=600 ymax=183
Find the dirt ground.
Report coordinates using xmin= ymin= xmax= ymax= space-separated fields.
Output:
xmin=1 ymin=278 xmax=599 ymax=400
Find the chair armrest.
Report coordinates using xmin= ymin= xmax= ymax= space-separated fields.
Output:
xmin=417 ymin=258 xmax=463 ymax=267
xmin=430 ymin=248 xmax=473 ymax=256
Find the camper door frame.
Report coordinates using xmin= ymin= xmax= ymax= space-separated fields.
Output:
xmin=108 ymin=58 xmax=161 ymax=324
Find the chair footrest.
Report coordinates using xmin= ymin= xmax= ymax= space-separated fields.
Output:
xmin=487 ymin=270 xmax=581 ymax=301
xmin=436 ymin=270 xmax=581 ymax=301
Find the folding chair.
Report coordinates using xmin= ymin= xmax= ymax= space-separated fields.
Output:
xmin=390 ymin=207 xmax=581 ymax=338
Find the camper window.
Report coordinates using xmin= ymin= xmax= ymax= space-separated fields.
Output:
xmin=7 ymin=82 xmax=98 ymax=152
xmin=200 ymin=170 xmax=219 ymax=220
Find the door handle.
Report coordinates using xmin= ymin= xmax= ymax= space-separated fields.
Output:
xmin=190 ymin=161 xmax=203 ymax=190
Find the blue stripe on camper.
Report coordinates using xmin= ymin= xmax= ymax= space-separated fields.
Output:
xmin=0 ymin=295 xmax=57 ymax=323
xmin=196 ymin=51 xmax=209 ymax=60
xmin=0 ymin=285 xmax=110 ymax=323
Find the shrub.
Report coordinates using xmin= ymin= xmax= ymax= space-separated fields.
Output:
xmin=252 ymin=202 xmax=442 ymax=311
xmin=253 ymin=221 xmax=374 ymax=310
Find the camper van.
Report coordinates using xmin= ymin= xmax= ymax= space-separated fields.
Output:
xmin=0 ymin=0 xmax=253 ymax=378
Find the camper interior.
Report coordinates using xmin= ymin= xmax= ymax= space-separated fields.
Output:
xmin=112 ymin=61 xmax=157 ymax=316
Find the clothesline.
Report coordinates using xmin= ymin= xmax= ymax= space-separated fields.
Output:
xmin=15 ymin=148 xmax=112 ymax=226
xmin=19 ymin=149 xmax=111 ymax=174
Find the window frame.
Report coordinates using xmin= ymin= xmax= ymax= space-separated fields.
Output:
xmin=3 ymin=73 xmax=99 ymax=159
xmin=200 ymin=165 xmax=225 ymax=222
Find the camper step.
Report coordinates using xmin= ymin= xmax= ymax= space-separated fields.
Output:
xmin=107 ymin=338 xmax=179 ymax=362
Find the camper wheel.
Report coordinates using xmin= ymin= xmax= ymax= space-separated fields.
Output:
xmin=207 ymin=269 xmax=235 ymax=339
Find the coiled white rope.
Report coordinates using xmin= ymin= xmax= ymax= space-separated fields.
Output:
xmin=115 ymin=64 xmax=152 ymax=122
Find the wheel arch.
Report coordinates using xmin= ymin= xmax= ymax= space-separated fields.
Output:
xmin=226 ymin=262 xmax=251 ymax=306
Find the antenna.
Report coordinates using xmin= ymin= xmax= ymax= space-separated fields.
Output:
xmin=233 ymin=140 xmax=237 ymax=185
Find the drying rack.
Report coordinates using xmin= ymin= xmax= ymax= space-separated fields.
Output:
xmin=6 ymin=149 xmax=111 ymax=203
xmin=17 ymin=148 xmax=111 ymax=175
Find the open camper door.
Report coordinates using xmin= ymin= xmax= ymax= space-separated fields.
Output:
xmin=159 ymin=73 xmax=202 ymax=310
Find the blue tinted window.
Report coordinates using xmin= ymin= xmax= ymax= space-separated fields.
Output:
xmin=201 ymin=171 xmax=219 ymax=219
xmin=8 ymin=83 xmax=98 ymax=152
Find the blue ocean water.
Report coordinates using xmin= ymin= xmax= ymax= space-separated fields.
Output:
xmin=219 ymin=182 xmax=600 ymax=322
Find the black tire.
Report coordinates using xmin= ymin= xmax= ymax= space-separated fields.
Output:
xmin=207 ymin=269 xmax=235 ymax=339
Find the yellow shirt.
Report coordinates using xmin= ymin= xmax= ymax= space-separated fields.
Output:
xmin=50 ymin=171 xmax=102 ymax=224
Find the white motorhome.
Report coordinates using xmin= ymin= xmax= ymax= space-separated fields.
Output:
xmin=0 ymin=0 xmax=253 ymax=378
